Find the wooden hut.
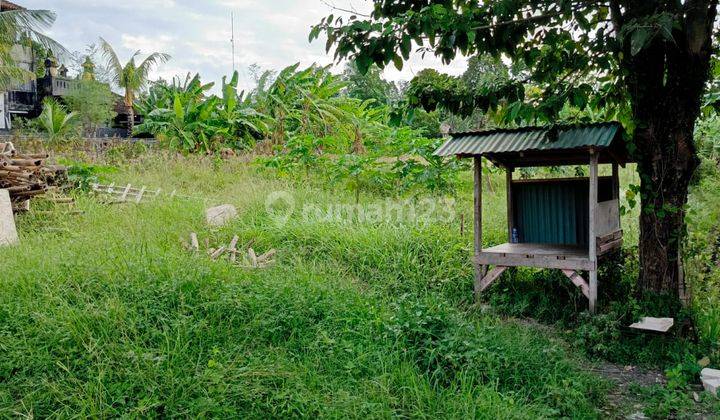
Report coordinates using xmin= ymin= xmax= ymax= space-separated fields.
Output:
xmin=435 ymin=122 xmax=633 ymax=313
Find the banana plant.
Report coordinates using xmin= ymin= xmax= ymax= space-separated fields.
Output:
xmin=135 ymin=72 xmax=269 ymax=153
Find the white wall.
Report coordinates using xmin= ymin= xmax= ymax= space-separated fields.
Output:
xmin=0 ymin=94 xmax=8 ymax=130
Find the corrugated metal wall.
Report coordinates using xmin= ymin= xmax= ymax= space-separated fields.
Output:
xmin=512 ymin=178 xmax=613 ymax=246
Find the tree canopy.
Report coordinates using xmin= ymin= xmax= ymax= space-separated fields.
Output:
xmin=314 ymin=0 xmax=720 ymax=300
xmin=0 ymin=7 xmax=65 ymax=90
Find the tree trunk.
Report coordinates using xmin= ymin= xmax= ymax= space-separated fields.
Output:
xmin=128 ymin=107 xmax=135 ymax=135
xmin=618 ymin=0 xmax=717 ymax=301
xmin=635 ymin=122 xmax=698 ymax=299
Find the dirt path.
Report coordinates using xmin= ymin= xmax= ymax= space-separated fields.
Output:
xmin=590 ymin=361 xmax=666 ymax=418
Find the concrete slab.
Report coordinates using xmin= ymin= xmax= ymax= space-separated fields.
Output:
xmin=628 ymin=317 xmax=674 ymax=333
xmin=701 ymin=368 xmax=720 ymax=381
xmin=702 ymin=378 xmax=719 ymax=398
xmin=206 ymin=204 xmax=237 ymax=227
xmin=0 ymin=189 xmax=19 ymax=246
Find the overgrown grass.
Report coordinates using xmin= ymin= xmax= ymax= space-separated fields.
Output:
xmin=1 ymin=152 xmax=718 ymax=417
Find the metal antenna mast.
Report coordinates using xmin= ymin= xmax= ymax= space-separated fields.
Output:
xmin=230 ymin=12 xmax=236 ymax=73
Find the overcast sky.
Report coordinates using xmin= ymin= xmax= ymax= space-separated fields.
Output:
xmin=20 ymin=0 xmax=468 ymax=92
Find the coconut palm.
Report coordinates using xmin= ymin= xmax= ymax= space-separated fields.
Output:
xmin=0 ymin=6 xmax=66 ymax=90
xmin=99 ymin=37 xmax=170 ymax=130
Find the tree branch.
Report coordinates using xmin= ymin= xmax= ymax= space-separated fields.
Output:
xmin=319 ymin=0 xmax=371 ymax=18
xmin=609 ymin=0 xmax=624 ymax=34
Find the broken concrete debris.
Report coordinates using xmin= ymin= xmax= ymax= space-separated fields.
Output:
xmin=205 ymin=204 xmax=237 ymax=227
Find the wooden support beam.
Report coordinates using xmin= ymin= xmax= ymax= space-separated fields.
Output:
xmin=562 ymin=270 xmax=590 ymax=298
xmin=597 ymin=229 xmax=623 ymax=245
xmin=598 ymin=238 xmax=623 ymax=255
xmin=612 ymin=162 xmax=621 ymax=229
xmin=506 ymin=168 xmax=514 ymax=243
xmin=478 ymin=266 xmax=508 ymax=294
xmin=476 ymin=253 xmax=595 ymax=271
xmin=473 ymin=156 xmax=483 ymax=302
xmin=588 ymin=152 xmax=599 ymax=313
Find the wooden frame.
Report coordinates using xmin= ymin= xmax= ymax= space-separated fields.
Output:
xmin=472 ymin=151 xmax=624 ymax=314
xmin=473 ymin=157 xmax=483 ymax=296
xmin=588 ymin=152 xmax=599 ymax=313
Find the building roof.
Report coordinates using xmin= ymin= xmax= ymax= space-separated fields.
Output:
xmin=1 ymin=1 xmax=25 ymax=11
xmin=434 ymin=122 xmax=632 ymax=167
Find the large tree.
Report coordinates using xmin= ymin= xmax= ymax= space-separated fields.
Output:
xmin=313 ymin=1 xmax=719 ymax=300
xmin=99 ymin=38 xmax=170 ymax=130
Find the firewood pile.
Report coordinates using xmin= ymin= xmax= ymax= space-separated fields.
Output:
xmin=0 ymin=142 xmax=67 ymax=210
xmin=182 ymin=232 xmax=277 ymax=269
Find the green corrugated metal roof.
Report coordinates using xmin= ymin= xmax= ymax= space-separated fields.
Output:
xmin=434 ymin=122 xmax=622 ymax=157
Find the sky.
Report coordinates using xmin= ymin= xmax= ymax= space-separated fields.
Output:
xmin=19 ymin=0 xmax=469 ymax=92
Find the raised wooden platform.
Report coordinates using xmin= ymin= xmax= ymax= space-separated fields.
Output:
xmin=476 ymin=242 xmax=595 ymax=271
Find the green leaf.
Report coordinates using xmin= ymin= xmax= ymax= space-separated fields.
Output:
xmin=400 ymin=35 xmax=412 ymax=59
xmin=392 ymin=54 xmax=404 ymax=71
xmin=173 ymin=94 xmax=184 ymax=120
xmin=630 ymin=27 xmax=651 ymax=56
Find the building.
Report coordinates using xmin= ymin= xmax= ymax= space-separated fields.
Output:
xmin=434 ymin=122 xmax=633 ymax=313
xmin=0 ymin=1 xmax=135 ymax=136
xmin=1 ymin=1 xmax=37 ymax=130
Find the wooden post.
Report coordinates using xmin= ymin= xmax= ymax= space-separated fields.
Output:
xmin=589 ymin=152 xmax=599 ymax=313
xmin=473 ymin=156 xmax=483 ymax=301
xmin=612 ymin=162 xmax=621 ymax=228
xmin=506 ymin=167 xmax=514 ymax=243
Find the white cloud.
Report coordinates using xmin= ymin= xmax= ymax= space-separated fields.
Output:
xmin=120 ymin=34 xmax=175 ymax=55
xmin=21 ymin=0 xmax=470 ymax=93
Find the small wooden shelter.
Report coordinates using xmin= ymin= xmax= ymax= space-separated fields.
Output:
xmin=435 ymin=122 xmax=633 ymax=313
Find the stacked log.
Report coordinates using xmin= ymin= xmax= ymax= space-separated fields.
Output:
xmin=0 ymin=142 xmax=67 ymax=209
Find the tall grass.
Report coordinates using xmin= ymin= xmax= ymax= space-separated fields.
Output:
xmin=0 ymin=154 xmax=612 ymax=417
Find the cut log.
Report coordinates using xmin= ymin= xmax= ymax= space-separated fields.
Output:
xmin=229 ymin=235 xmax=239 ymax=262
xmin=210 ymin=246 xmax=227 ymax=260
xmin=256 ymin=249 xmax=277 ymax=264
xmin=248 ymin=248 xmax=258 ymax=267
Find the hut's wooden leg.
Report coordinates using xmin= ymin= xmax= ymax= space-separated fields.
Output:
xmin=474 ymin=264 xmax=484 ymax=302
xmin=589 ymin=270 xmax=598 ymax=314
xmin=473 ymin=156 xmax=484 ymax=302
xmin=588 ymin=152 xmax=599 ymax=314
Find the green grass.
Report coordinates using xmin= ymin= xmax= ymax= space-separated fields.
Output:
xmin=0 ymin=153 xmax=717 ymax=418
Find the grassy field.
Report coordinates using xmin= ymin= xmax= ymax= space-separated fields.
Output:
xmin=1 ymin=152 xmax=718 ymax=418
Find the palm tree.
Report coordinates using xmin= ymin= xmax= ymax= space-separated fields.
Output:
xmin=0 ymin=5 xmax=66 ymax=90
xmin=99 ymin=37 xmax=170 ymax=130
xmin=37 ymin=98 xmax=77 ymax=143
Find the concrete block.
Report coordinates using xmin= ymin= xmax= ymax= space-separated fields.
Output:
xmin=701 ymin=368 xmax=720 ymax=381
xmin=206 ymin=204 xmax=237 ymax=227
xmin=702 ymin=378 xmax=719 ymax=398
xmin=0 ymin=189 xmax=19 ymax=246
